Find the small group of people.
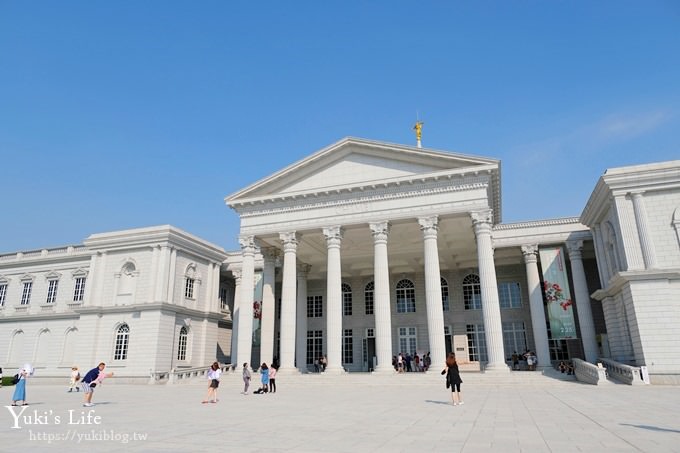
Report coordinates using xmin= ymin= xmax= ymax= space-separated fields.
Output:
xmin=8 ymin=362 xmax=113 ymax=408
xmin=511 ymin=350 xmax=538 ymax=371
xmin=203 ymin=361 xmax=279 ymax=402
xmin=394 ymin=352 xmax=431 ymax=373
xmin=558 ymin=361 xmax=575 ymax=375
xmin=313 ymin=355 xmax=327 ymax=373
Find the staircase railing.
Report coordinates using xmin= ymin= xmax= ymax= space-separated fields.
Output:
xmin=598 ymin=358 xmax=647 ymax=385
xmin=149 ymin=363 xmax=233 ymax=384
xmin=573 ymin=358 xmax=608 ymax=385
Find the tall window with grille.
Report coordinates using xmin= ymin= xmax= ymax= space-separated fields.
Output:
xmin=441 ymin=277 xmax=449 ymax=311
xmin=177 ymin=326 xmax=188 ymax=361
xmin=306 ymin=330 xmax=323 ymax=364
xmin=219 ymin=287 xmax=228 ymax=311
xmin=114 ymin=324 xmax=130 ymax=360
xmin=73 ymin=277 xmax=86 ymax=302
xmin=463 ymin=274 xmax=482 ymax=310
xmin=343 ymin=329 xmax=353 ymax=364
xmin=21 ymin=281 xmax=33 ymax=305
xmin=342 ymin=283 xmax=352 ymax=316
xmin=46 ymin=279 xmax=59 ymax=304
xmin=502 ymin=322 xmax=527 ymax=357
xmin=498 ymin=282 xmax=522 ymax=309
xmin=364 ymin=281 xmax=374 ymax=315
xmin=398 ymin=327 xmax=417 ymax=355
xmin=307 ymin=295 xmax=323 ymax=318
xmin=0 ymin=283 xmax=7 ymax=306
xmin=396 ymin=279 xmax=416 ymax=313
xmin=185 ymin=277 xmax=195 ymax=299
xmin=466 ymin=324 xmax=488 ymax=362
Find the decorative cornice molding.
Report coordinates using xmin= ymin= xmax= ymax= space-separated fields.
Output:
xmin=237 ymin=180 xmax=489 ymax=218
xmin=494 ymin=217 xmax=582 ymax=231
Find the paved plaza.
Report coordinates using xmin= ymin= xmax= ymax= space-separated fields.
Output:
xmin=2 ymin=373 xmax=680 ymax=452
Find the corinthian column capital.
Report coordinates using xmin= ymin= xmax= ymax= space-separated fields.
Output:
xmin=279 ymin=232 xmax=298 ymax=253
xmin=323 ymin=226 xmax=343 ymax=248
xmin=470 ymin=209 xmax=493 ymax=235
xmin=566 ymin=240 xmax=584 ymax=260
xmin=261 ymin=247 xmax=280 ymax=264
xmin=239 ymin=235 xmax=257 ymax=256
xmin=369 ymin=221 xmax=390 ymax=243
xmin=418 ymin=216 xmax=439 ymax=239
xmin=297 ymin=263 xmax=312 ymax=277
xmin=521 ymin=244 xmax=538 ymax=264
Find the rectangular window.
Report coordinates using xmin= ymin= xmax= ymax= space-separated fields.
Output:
xmin=219 ymin=287 xmax=228 ymax=311
xmin=466 ymin=324 xmax=488 ymax=362
xmin=365 ymin=287 xmax=374 ymax=315
xmin=0 ymin=284 xmax=7 ymax=306
xmin=46 ymin=280 xmax=59 ymax=304
xmin=549 ymin=339 xmax=569 ymax=361
xmin=398 ymin=327 xmax=417 ymax=355
xmin=73 ymin=277 xmax=86 ymax=302
xmin=21 ymin=281 xmax=33 ymax=305
xmin=343 ymin=329 xmax=353 ymax=364
xmin=502 ymin=321 xmax=527 ymax=358
xmin=307 ymin=295 xmax=323 ymax=318
xmin=343 ymin=292 xmax=352 ymax=316
xmin=498 ymin=282 xmax=522 ymax=309
xmin=185 ymin=278 xmax=195 ymax=299
xmin=306 ymin=330 xmax=323 ymax=365
xmin=442 ymin=283 xmax=450 ymax=312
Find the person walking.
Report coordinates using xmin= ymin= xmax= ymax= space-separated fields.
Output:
xmin=11 ymin=364 xmax=33 ymax=406
xmin=68 ymin=366 xmax=80 ymax=392
xmin=203 ymin=362 xmax=221 ymax=404
xmin=242 ymin=362 xmax=251 ymax=394
xmin=81 ymin=362 xmax=112 ymax=407
xmin=269 ymin=365 xmax=277 ymax=393
xmin=441 ymin=353 xmax=464 ymax=406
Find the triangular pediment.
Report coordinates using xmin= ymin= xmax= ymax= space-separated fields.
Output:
xmin=227 ymin=137 xmax=499 ymax=203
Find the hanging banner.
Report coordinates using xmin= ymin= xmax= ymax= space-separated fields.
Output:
xmin=252 ymin=272 xmax=263 ymax=346
xmin=539 ymin=246 xmax=577 ymax=339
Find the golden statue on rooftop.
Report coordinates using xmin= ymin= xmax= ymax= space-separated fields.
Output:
xmin=413 ymin=121 xmax=423 ymax=145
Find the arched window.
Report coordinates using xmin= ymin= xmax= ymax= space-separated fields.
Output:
xmin=441 ymin=277 xmax=449 ymax=312
xmin=177 ymin=326 xmax=188 ymax=361
xmin=114 ymin=324 xmax=130 ymax=360
xmin=463 ymin=274 xmax=482 ymax=310
xmin=396 ymin=279 xmax=416 ymax=313
xmin=342 ymin=283 xmax=352 ymax=316
xmin=364 ymin=282 xmax=374 ymax=315
xmin=35 ymin=329 xmax=51 ymax=365
xmin=118 ymin=262 xmax=136 ymax=295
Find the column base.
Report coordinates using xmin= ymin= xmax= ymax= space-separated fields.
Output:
xmin=484 ymin=362 xmax=511 ymax=373
xmin=321 ymin=366 xmax=347 ymax=375
xmin=372 ymin=365 xmax=397 ymax=374
xmin=274 ymin=367 xmax=301 ymax=376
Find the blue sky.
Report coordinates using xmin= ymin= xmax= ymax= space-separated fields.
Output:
xmin=1 ymin=1 xmax=678 ymax=253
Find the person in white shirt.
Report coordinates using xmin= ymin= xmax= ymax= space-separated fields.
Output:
xmin=202 ymin=362 xmax=221 ymax=404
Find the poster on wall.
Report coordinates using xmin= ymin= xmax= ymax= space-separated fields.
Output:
xmin=252 ymin=272 xmax=263 ymax=346
xmin=539 ymin=246 xmax=577 ymax=339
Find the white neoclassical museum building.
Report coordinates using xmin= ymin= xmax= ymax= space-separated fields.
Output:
xmin=1 ymin=138 xmax=679 ymax=384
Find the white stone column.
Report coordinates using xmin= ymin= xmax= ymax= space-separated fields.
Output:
xmin=236 ymin=236 xmax=256 ymax=370
xmin=155 ymin=246 xmax=171 ymax=301
xmin=323 ymin=226 xmax=344 ymax=373
xmin=212 ymin=264 xmax=221 ymax=312
xmin=369 ymin=221 xmax=394 ymax=373
xmin=417 ymin=216 xmax=447 ymax=372
xmin=229 ymin=269 xmax=241 ymax=366
xmin=259 ymin=248 xmax=277 ymax=368
xmin=471 ymin=210 xmax=509 ymax=372
xmin=204 ymin=262 xmax=214 ymax=313
xmin=279 ymin=232 xmax=299 ymax=373
xmin=566 ymin=240 xmax=599 ymax=363
xmin=521 ymin=244 xmax=551 ymax=368
xmin=296 ymin=263 xmax=311 ymax=373
xmin=630 ymin=191 xmax=658 ymax=269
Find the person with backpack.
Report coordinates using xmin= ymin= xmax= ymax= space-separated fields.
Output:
xmin=11 ymin=364 xmax=33 ymax=406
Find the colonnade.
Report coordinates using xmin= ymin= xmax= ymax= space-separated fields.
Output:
xmin=231 ymin=209 xmax=598 ymax=372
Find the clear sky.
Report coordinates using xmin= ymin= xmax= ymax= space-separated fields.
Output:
xmin=1 ymin=1 xmax=678 ymax=253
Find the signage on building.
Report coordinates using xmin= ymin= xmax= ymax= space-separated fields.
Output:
xmin=539 ymin=246 xmax=577 ymax=339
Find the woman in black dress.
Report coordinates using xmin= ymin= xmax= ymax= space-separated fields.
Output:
xmin=441 ymin=353 xmax=464 ymax=406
